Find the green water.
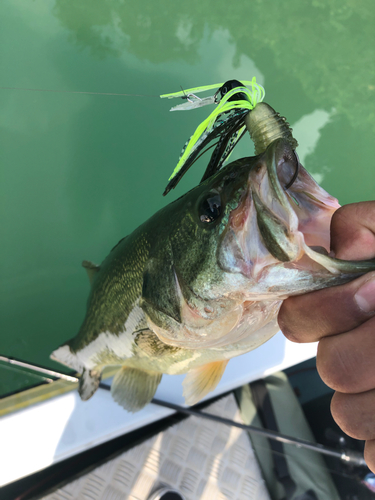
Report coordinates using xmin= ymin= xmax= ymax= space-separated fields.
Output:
xmin=1 ymin=0 xmax=375 ymax=396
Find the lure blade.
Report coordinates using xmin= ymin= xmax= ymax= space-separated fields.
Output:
xmin=161 ymin=82 xmax=226 ymax=99
xmin=170 ymin=96 xmax=216 ymax=111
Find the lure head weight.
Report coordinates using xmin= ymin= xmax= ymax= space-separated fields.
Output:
xmin=215 ymin=79 xmax=248 ymax=103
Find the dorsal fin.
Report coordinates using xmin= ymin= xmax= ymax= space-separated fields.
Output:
xmin=182 ymin=360 xmax=228 ymax=406
xmin=82 ymin=260 xmax=100 ymax=285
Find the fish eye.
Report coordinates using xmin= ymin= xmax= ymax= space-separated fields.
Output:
xmin=198 ymin=191 xmax=222 ymax=224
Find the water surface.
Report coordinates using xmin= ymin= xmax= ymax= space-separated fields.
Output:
xmin=1 ymin=0 xmax=374 ymax=395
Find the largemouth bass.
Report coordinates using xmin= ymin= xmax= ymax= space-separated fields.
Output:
xmin=51 ymin=138 xmax=375 ymax=411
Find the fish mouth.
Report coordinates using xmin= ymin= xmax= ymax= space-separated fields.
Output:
xmin=219 ymin=138 xmax=346 ymax=283
xmin=251 ymin=139 xmax=305 ymax=263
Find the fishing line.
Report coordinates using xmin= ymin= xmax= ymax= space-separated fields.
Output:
xmin=284 ymin=150 xmax=301 ymax=190
xmin=0 ymin=86 xmax=159 ymax=97
xmin=0 ymin=354 xmax=367 ymax=469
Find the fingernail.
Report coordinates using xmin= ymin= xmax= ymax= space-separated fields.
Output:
xmin=355 ymin=277 xmax=375 ymax=313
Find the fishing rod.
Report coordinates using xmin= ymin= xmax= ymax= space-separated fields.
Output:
xmin=0 ymin=355 xmax=78 ymax=383
xmin=0 ymin=355 xmax=367 ymax=467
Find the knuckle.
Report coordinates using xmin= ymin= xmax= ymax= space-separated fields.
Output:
xmin=278 ymin=298 xmax=315 ymax=343
xmin=332 ymin=203 xmax=356 ymax=221
xmin=331 ymin=392 xmax=375 ymax=441
xmin=277 ymin=320 xmax=301 ymax=344
xmin=330 ymin=393 xmax=362 ymax=439
xmin=331 ymin=204 xmax=348 ymax=224
xmin=317 ymin=337 xmax=356 ymax=392
xmin=331 ymin=204 xmax=356 ymax=232
xmin=278 ymin=303 xmax=300 ymax=343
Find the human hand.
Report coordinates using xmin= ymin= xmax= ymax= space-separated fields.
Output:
xmin=278 ymin=202 xmax=375 ymax=472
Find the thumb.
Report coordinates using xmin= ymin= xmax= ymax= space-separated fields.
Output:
xmin=331 ymin=202 xmax=375 ymax=261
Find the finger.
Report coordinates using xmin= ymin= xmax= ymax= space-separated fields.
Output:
xmin=278 ymin=272 xmax=375 ymax=343
xmin=364 ymin=440 xmax=375 ymax=474
xmin=331 ymin=390 xmax=375 ymax=441
xmin=316 ymin=316 xmax=375 ymax=393
xmin=279 ymin=201 xmax=375 ymax=343
xmin=331 ymin=202 xmax=375 ymax=261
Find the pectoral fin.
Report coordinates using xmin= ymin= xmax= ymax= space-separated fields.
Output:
xmin=111 ymin=366 xmax=162 ymax=412
xmin=182 ymin=360 xmax=228 ymax=406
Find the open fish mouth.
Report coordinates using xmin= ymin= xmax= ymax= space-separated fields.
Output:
xmin=219 ymin=138 xmax=353 ymax=285
xmin=151 ymin=139 xmax=375 ymax=351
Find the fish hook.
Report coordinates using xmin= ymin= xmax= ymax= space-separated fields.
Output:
xmin=284 ymin=150 xmax=300 ymax=190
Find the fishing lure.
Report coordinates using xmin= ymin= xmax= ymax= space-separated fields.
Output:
xmin=161 ymin=77 xmax=298 ymax=195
